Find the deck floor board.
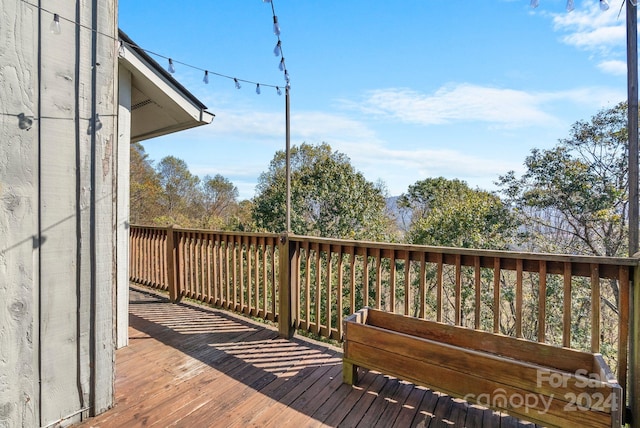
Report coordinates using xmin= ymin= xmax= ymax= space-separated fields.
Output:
xmin=75 ymin=287 xmax=543 ymax=428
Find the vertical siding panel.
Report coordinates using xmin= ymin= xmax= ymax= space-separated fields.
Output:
xmin=0 ymin=2 xmax=39 ymax=424
xmin=39 ymin=0 xmax=83 ymax=420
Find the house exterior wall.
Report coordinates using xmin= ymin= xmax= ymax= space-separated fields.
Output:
xmin=117 ymin=66 xmax=131 ymax=349
xmin=0 ymin=0 xmax=117 ymax=426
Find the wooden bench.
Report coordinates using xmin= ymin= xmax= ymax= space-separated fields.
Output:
xmin=342 ymin=308 xmax=622 ymax=428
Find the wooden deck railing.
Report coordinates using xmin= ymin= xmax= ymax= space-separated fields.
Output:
xmin=129 ymin=224 xmax=640 ymax=424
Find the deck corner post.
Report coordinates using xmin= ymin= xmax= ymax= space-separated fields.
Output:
xmin=630 ymin=254 xmax=640 ymax=427
xmin=167 ymin=225 xmax=181 ymax=303
xmin=278 ymin=232 xmax=295 ymax=339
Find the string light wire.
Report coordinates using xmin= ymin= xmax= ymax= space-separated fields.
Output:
xmin=266 ymin=0 xmax=290 ymax=89
xmin=19 ymin=0 xmax=284 ymax=93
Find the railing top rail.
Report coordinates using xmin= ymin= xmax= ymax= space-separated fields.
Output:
xmin=129 ymin=225 xmax=639 ymax=266
xmin=288 ymin=234 xmax=640 ymax=267
xmin=131 ymin=224 xmax=281 ymax=240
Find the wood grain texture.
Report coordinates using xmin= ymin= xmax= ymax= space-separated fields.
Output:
xmin=344 ymin=308 xmax=621 ymax=428
xmin=1 ymin=0 xmax=117 ymax=426
xmin=75 ymin=287 xmax=548 ymax=428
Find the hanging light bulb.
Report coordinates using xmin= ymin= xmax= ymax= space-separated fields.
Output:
xmin=599 ymin=0 xmax=609 ymax=11
xmin=168 ymin=59 xmax=175 ymax=74
xmin=566 ymin=0 xmax=575 ymax=11
xmin=276 ymin=86 xmax=282 ymax=96
xmin=203 ymin=70 xmax=209 ymax=84
xmin=50 ymin=13 xmax=61 ymax=34
xmin=274 ymin=41 xmax=281 ymax=57
xmin=256 ymin=84 xmax=261 ymax=95
xmin=530 ymin=0 xmax=539 ymax=8
xmin=279 ymin=58 xmax=285 ymax=72
xmin=284 ymin=70 xmax=290 ymax=83
xmin=234 ymin=78 xmax=241 ymax=89
xmin=273 ymin=16 xmax=281 ymax=36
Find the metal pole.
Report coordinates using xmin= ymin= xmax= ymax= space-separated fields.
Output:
xmin=628 ymin=0 xmax=639 ymax=256
xmin=626 ymin=2 xmax=639 ymax=426
xmin=623 ymin=0 xmax=640 ymax=427
xmin=285 ymin=86 xmax=291 ymax=233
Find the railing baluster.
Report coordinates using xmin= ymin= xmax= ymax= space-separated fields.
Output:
xmin=304 ymin=241 xmax=311 ymax=331
xmin=363 ymin=248 xmax=369 ymax=308
xmin=516 ymin=258 xmax=523 ymax=338
xmin=437 ymin=253 xmax=443 ymax=323
xmin=214 ymin=233 xmax=220 ymax=304
xmin=226 ymin=236 xmax=231 ymax=309
xmin=238 ymin=236 xmax=242 ymax=312
xmin=390 ymin=250 xmax=396 ymax=314
xmin=196 ymin=232 xmax=202 ymax=300
xmin=337 ymin=245 xmax=344 ymax=340
xmin=563 ymin=262 xmax=572 ymax=348
xmin=375 ymin=248 xmax=382 ymax=310
xmin=178 ymin=231 xmax=185 ymax=298
xmin=232 ymin=236 xmax=238 ymax=311
xmin=404 ymin=251 xmax=410 ymax=316
xmin=474 ymin=256 xmax=481 ymax=330
xmin=590 ymin=263 xmax=600 ymax=353
xmin=419 ymin=252 xmax=426 ymax=319
xmin=538 ymin=260 xmax=547 ymax=343
xmin=215 ymin=235 xmax=220 ymax=305
xmin=325 ymin=244 xmax=332 ymax=338
xmin=455 ymin=254 xmax=462 ymax=326
xmin=262 ymin=238 xmax=268 ymax=318
xmin=189 ymin=232 xmax=194 ymax=296
xmin=314 ymin=243 xmax=321 ymax=336
xmin=348 ymin=246 xmax=355 ymax=316
xmin=253 ymin=237 xmax=259 ymax=316
xmin=204 ymin=233 xmax=210 ymax=303
xmin=493 ymin=257 xmax=500 ymax=334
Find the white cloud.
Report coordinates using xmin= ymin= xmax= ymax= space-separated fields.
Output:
xmin=597 ymin=59 xmax=627 ymax=75
xmin=338 ymin=84 xmax=622 ymax=129
xmin=340 ymin=85 xmax=558 ymax=128
xmin=329 ymin=140 xmax=523 ymax=195
xmin=549 ymin=1 xmax=627 ymax=74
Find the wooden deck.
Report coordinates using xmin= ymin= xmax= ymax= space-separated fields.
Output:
xmin=76 ymin=287 xmax=540 ymax=428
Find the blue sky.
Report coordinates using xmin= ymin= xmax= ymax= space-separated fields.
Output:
xmin=118 ymin=0 xmax=632 ymax=200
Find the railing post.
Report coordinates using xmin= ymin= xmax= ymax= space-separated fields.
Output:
xmin=631 ymin=255 xmax=640 ymax=427
xmin=166 ymin=225 xmax=181 ymax=303
xmin=278 ymin=233 xmax=295 ymax=338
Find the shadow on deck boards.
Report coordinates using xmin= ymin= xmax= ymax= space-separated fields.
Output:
xmin=75 ymin=286 xmax=540 ymax=428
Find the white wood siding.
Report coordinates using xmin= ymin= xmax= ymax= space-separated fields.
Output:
xmin=0 ymin=0 xmax=117 ymax=426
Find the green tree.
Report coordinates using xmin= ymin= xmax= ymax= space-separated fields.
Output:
xmin=253 ymin=142 xmax=396 ymax=240
xmin=498 ymin=102 xmax=629 ymax=258
xmin=199 ymin=174 xmax=240 ymax=229
xmin=399 ymin=177 xmax=518 ymax=249
xmin=129 ymin=143 xmax=162 ymax=225
xmin=156 ymin=156 xmax=201 ymax=225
